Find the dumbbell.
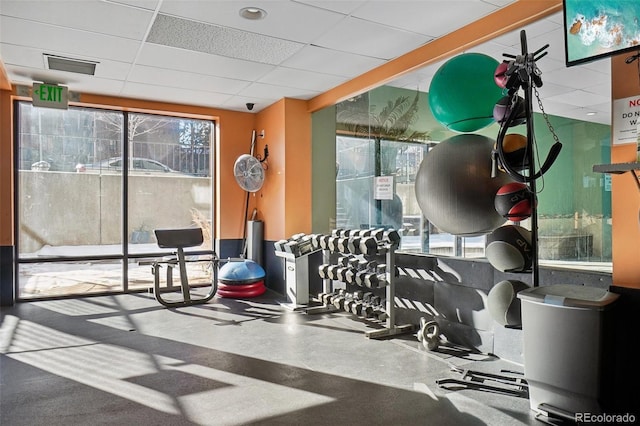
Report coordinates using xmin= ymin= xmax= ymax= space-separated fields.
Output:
xmin=317 ymin=292 xmax=333 ymax=305
xmin=351 ymin=301 xmax=364 ymax=316
xmin=359 ymin=237 xmax=377 ymax=255
xmin=310 ymin=234 xmax=323 ymax=249
xmin=335 ymin=266 xmax=350 ymax=282
xmin=361 ymin=304 xmax=375 ymax=318
xmin=359 ymin=236 xmax=389 ymax=256
xmin=382 ymin=229 xmax=401 ymax=246
xmin=370 ymin=295 xmax=382 ymax=306
xmin=346 ymin=236 xmax=361 ymax=254
xmin=354 ymin=262 xmax=377 ymax=286
xmin=364 ymin=272 xmax=387 ymax=288
xmin=328 ymin=235 xmax=342 ymax=252
xmin=332 ymin=293 xmax=348 ymax=310
xmin=326 ymin=264 xmax=341 ymax=280
xmin=345 ymin=298 xmax=358 ymax=312
xmin=273 ymin=239 xmax=288 ymax=251
xmin=354 ymin=269 xmax=370 ymax=287
xmin=337 ymin=255 xmax=353 ymax=267
xmin=344 ymin=268 xmax=358 ymax=284
xmin=284 ymin=237 xmax=314 ymax=257
xmin=370 ymin=228 xmax=385 ymax=241
xmin=324 ymin=289 xmax=345 ymax=305
xmin=339 ymin=229 xmax=352 ymax=238
xmin=318 ymin=263 xmax=331 ymax=279
xmin=318 ymin=235 xmax=331 ymax=250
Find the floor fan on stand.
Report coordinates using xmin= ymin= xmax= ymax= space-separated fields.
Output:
xmin=218 ymin=130 xmax=269 ymax=298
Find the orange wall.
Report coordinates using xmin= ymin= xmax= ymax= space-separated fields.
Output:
xmin=254 ymin=98 xmax=312 ymax=241
xmin=255 ymin=100 xmax=285 ymax=240
xmin=611 ymin=55 xmax=640 ymax=288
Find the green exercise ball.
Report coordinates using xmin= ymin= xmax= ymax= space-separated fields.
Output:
xmin=429 ymin=53 xmax=503 ymax=133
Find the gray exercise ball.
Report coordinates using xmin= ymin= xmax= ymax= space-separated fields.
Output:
xmin=414 ymin=134 xmax=511 ymax=236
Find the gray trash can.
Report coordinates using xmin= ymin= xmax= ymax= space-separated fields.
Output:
xmin=517 ymin=284 xmax=618 ymax=418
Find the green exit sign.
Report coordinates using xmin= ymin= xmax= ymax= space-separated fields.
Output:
xmin=32 ymin=83 xmax=69 ymax=109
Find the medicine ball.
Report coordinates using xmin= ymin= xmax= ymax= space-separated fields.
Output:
xmin=494 ymin=61 xmax=509 ymax=88
xmin=498 ymin=133 xmax=529 ymax=171
xmin=493 ymin=95 xmax=526 ymax=127
xmin=494 ymin=182 xmax=534 ymax=222
xmin=487 ymin=279 xmax=530 ymax=327
xmin=485 ymin=225 xmax=532 ymax=272
xmin=429 ymin=53 xmax=503 ymax=132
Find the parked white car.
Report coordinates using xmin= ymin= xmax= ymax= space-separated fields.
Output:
xmin=81 ymin=157 xmax=180 ymax=174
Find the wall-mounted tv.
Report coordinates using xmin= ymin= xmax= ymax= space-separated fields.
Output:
xmin=563 ymin=0 xmax=640 ymax=67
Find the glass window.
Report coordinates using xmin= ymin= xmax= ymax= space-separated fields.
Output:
xmin=335 ymin=85 xmax=612 ymax=271
xmin=16 ymin=102 xmax=215 ymax=299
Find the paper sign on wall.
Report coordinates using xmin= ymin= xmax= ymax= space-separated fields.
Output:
xmin=374 ymin=176 xmax=394 ymax=200
xmin=613 ymin=96 xmax=640 ymax=145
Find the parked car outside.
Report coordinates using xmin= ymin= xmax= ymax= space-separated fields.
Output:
xmin=80 ymin=157 xmax=182 ymax=175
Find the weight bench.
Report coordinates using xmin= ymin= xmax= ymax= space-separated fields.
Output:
xmin=151 ymin=228 xmax=218 ymax=307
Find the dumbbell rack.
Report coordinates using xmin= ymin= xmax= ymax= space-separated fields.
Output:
xmin=308 ymin=231 xmax=414 ymax=339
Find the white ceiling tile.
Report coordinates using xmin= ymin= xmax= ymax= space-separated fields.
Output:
xmin=103 ymin=0 xmax=161 ymax=11
xmin=6 ymin=64 xmax=126 ymax=94
xmin=281 ymin=45 xmax=385 ymax=77
xmin=535 ymin=81 xmax=574 ymax=99
xmin=1 ymin=43 xmax=132 ymax=81
xmin=1 ymin=16 xmax=141 ymax=62
xmin=258 ymin=67 xmax=347 ymax=92
xmin=313 ymin=17 xmax=432 ymax=60
xmin=584 ymin=82 xmax=611 ymax=98
xmin=237 ymin=81 xmax=320 ymax=100
xmin=544 ymin=66 xmax=608 ymax=90
xmin=127 ymin=65 xmax=250 ymax=94
xmin=545 ymin=89 xmax=609 ymax=108
xmin=582 ymin=57 xmax=611 ymax=74
xmin=0 ymin=0 xmax=154 ymax=40
xmin=293 ymin=0 xmax=367 ymax=15
xmin=352 ymin=1 xmax=500 ymax=37
xmin=159 ymin=0 xmax=348 ymax=44
xmin=137 ymin=44 xmax=275 ymax=81
xmin=123 ymin=81 xmax=234 ymax=107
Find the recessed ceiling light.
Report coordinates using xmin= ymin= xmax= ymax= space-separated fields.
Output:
xmin=586 ymin=112 xmax=597 ymax=116
xmin=239 ymin=7 xmax=267 ymax=20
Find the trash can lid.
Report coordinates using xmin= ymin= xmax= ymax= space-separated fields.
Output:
xmin=517 ymin=284 xmax=618 ymax=309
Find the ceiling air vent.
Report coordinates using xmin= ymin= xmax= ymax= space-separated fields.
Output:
xmin=44 ymin=54 xmax=98 ymax=76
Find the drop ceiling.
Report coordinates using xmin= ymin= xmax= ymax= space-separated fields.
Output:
xmin=0 ymin=0 xmax=611 ymax=124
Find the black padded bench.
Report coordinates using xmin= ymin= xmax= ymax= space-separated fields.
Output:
xmin=151 ymin=228 xmax=218 ymax=307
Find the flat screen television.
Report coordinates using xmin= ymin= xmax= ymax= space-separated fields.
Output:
xmin=563 ymin=0 xmax=640 ymax=67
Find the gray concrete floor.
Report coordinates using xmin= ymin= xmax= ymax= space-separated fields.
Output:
xmin=1 ymin=289 xmax=541 ymax=425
